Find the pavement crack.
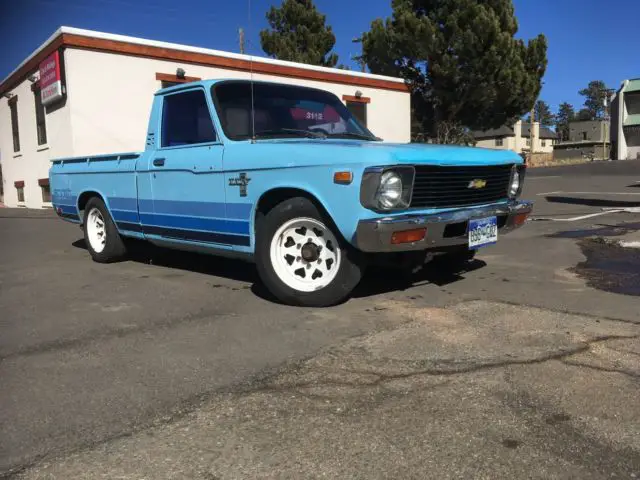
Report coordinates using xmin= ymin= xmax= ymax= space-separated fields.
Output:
xmin=561 ymin=359 xmax=640 ymax=379
xmin=0 ymin=309 xmax=229 ymax=362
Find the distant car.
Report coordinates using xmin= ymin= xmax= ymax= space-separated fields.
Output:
xmin=50 ymin=79 xmax=532 ymax=307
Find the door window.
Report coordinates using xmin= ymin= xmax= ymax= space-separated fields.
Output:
xmin=161 ymin=90 xmax=216 ymax=147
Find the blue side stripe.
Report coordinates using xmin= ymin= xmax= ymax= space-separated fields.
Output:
xmin=128 ymin=198 xmax=252 ymax=220
xmin=111 ymin=210 xmax=139 ymax=223
xmin=226 ymin=203 xmax=253 ymax=220
xmin=109 ymin=197 xmax=138 ymax=211
xmin=139 ymin=213 xmax=250 ymax=235
xmin=53 ymin=204 xmax=78 ymax=215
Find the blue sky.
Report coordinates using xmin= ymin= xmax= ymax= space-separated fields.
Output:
xmin=1 ymin=0 xmax=638 ymax=115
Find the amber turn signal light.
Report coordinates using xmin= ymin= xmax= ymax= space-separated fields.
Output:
xmin=333 ymin=171 xmax=353 ymax=185
xmin=513 ymin=212 xmax=529 ymax=226
xmin=391 ymin=228 xmax=427 ymax=245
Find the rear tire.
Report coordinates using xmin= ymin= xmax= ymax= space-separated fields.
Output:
xmin=83 ymin=197 xmax=127 ymax=263
xmin=255 ymin=197 xmax=363 ymax=307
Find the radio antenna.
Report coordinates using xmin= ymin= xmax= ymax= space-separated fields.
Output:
xmin=248 ymin=0 xmax=256 ymax=143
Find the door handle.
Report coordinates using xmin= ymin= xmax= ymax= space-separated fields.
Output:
xmin=153 ymin=158 xmax=165 ymax=167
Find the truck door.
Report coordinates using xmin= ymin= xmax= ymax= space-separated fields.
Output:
xmin=144 ymin=88 xmax=244 ymax=248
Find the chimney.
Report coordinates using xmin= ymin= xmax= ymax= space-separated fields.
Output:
xmin=514 ymin=119 xmax=522 ymax=139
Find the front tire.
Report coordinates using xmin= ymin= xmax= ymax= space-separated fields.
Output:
xmin=255 ymin=197 xmax=363 ymax=307
xmin=83 ymin=197 xmax=127 ymax=263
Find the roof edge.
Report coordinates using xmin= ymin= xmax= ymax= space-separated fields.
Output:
xmin=1 ymin=26 xmax=409 ymax=96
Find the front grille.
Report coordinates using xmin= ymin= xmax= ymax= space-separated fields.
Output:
xmin=410 ymin=164 xmax=513 ymax=209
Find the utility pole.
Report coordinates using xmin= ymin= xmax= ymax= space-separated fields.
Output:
xmin=352 ymin=35 xmax=366 ymax=72
xmin=529 ymin=105 xmax=535 ymax=156
xmin=239 ymin=28 xmax=245 ymax=54
xmin=602 ymin=89 xmax=614 ymax=161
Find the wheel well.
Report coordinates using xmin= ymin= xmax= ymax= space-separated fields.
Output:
xmin=256 ymin=188 xmax=329 ymax=220
xmin=77 ymin=191 xmax=103 ymax=212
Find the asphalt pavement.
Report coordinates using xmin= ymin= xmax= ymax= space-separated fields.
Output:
xmin=1 ymin=160 xmax=639 ymax=479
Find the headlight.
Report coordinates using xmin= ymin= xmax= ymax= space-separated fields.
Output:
xmin=360 ymin=166 xmax=414 ymax=211
xmin=509 ymin=169 xmax=520 ymax=198
xmin=378 ymin=171 xmax=403 ymax=209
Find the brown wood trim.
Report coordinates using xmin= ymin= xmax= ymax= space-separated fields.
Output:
xmin=0 ymin=35 xmax=64 ymax=98
xmin=38 ymin=178 xmax=50 ymax=186
xmin=342 ymin=95 xmax=371 ymax=104
xmin=14 ymin=181 xmax=25 ymax=188
xmin=156 ymin=72 xmax=201 ymax=84
xmin=1 ymin=32 xmax=409 ymax=99
xmin=62 ymin=33 xmax=409 ymax=92
xmin=7 ymin=95 xmax=18 ymax=106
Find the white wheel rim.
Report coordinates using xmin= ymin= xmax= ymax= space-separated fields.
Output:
xmin=270 ymin=217 xmax=342 ymax=292
xmin=86 ymin=207 xmax=107 ymax=253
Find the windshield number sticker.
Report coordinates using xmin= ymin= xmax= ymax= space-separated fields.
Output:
xmin=306 ymin=112 xmax=324 ymax=121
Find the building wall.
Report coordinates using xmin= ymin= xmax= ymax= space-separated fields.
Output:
xmin=64 ymin=48 xmax=410 ymax=157
xmin=474 ymin=131 xmax=553 ymax=154
xmin=0 ymin=77 xmax=74 ymax=208
xmin=568 ymin=120 xmax=609 ymax=143
xmin=0 ymin=48 xmax=410 ymax=208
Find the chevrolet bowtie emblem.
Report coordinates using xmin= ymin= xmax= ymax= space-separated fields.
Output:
xmin=467 ymin=179 xmax=487 ymax=189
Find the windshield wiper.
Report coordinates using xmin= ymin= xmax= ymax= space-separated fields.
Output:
xmin=327 ymin=132 xmax=378 ymax=141
xmin=253 ymin=128 xmax=327 ymax=139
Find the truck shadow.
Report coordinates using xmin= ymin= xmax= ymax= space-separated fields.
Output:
xmin=545 ymin=195 xmax=640 ymax=208
xmin=72 ymin=239 xmax=485 ymax=303
xmin=352 ymin=259 xmax=486 ymax=298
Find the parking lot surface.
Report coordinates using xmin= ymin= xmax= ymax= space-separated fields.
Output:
xmin=1 ymin=161 xmax=639 ymax=479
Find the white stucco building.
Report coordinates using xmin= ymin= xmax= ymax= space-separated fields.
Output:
xmin=472 ymin=120 xmax=557 ymax=154
xmin=610 ymin=78 xmax=640 ymax=160
xmin=0 ymin=27 xmax=410 ymax=208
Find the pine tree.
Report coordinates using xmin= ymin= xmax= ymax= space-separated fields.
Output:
xmin=555 ymin=102 xmax=575 ymax=142
xmin=361 ymin=0 xmax=547 ymax=143
xmin=260 ymin=0 xmax=338 ymax=67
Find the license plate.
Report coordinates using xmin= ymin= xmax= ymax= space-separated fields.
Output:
xmin=468 ymin=216 xmax=498 ymax=249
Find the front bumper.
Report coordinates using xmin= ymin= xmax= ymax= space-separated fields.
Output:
xmin=354 ymin=201 xmax=533 ymax=253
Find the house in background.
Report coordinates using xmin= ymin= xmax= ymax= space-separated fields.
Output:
xmin=610 ymin=78 xmax=640 ymax=160
xmin=472 ymin=120 xmax=557 ymax=154
xmin=553 ymin=120 xmax=610 ymax=161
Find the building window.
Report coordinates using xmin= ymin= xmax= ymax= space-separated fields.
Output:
xmin=346 ymin=101 xmax=367 ymax=127
xmin=39 ymin=178 xmax=51 ymax=203
xmin=526 ymin=138 xmax=531 ymax=147
xmin=33 ymin=85 xmax=47 ymax=145
xmin=9 ymin=96 xmax=20 ymax=152
xmin=582 ymin=132 xmax=588 ymax=141
xmin=541 ymin=139 xmax=546 ymax=147
xmin=495 ymin=138 xmax=504 ymax=146
xmin=161 ymin=90 xmax=216 ymax=147
xmin=15 ymin=181 xmax=25 ymax=203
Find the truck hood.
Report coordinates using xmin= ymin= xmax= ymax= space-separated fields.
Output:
xmin=256 ymin=139 xmax=522 ymax=166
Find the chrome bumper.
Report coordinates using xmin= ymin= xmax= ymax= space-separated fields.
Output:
xmin=354 ymin=201 xmax=533 ymax=253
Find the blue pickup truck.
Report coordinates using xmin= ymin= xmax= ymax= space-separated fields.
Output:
xmin=50 ymin=79 xmax=532 ymax=307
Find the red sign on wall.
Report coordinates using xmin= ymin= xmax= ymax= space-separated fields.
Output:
xmin=39 ymin=51 xmax=64 ymax=106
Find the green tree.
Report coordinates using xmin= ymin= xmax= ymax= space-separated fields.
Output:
xmin=361 ymin=0 xmax=547 ymax=143
xmin=578 ymin=80 xmax=609 ymax=120
xmin=527 ymin=100 xmax=555 ymax=127
xmin=260 ymin=0 xmax=338 ymax=67
xmin=576 ymin=108 xmax=592 ymax=121
xmin=555 ymin=102 xmax=575 ymax=141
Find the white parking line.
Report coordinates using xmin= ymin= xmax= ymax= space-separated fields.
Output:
xmin=537 ymin=191 xmax=640 ymax=196
xmin=533 ymin=206 xmax=640 ymax=222
xmin=532 ymin=210 xmax=625 ymax=222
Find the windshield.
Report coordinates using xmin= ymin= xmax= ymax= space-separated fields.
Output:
xmin=212 ymin=81 xmax=377 ymax=141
